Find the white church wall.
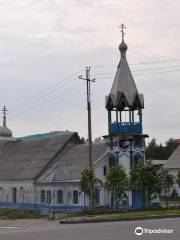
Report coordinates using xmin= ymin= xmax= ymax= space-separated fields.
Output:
xmin=0 ymin=180 xmax=89 ymax=209
xmin=119 ymin=152 xmax=130 ymax=174
xmin=35 ymin=182 xmax=88 ymax=209
xmin=0 ymin=180 xmax=35 ymax=206
xmin=94 ymin=155 xmax=109 ymax=183
xmin=94 ymin=154 xmax=112 ymax=207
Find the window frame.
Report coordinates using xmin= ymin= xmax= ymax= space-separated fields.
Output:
xmin=12 ymin=187 xmax=17 ymax=203
xmin=40 ymin=190 xmax=46 ymax=203
xmin=57 ymin=189 xmax=63 ymax=204
xmin=103 ymin=165 xmax=107 ymax=176
xmin=46 ymin=190 xmax=51 ymax=204
xmin=73 ymin=190 xmax=79 ymax=204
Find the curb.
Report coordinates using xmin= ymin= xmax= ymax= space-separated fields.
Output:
xmin=59 ymin=214 xmax=180 ymax=224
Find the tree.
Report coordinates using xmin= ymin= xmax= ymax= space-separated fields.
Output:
xmin=105 ymin=165 xmax=129 ymax=209
xmin=146 ymin=138 xmax=178 ymax=160
xmin=158 ymin=169 xmax=174 ymax=208
xmin=146 ymin=138 xmax=158 ymax=160
xmin=79 ymin=137 xmax=85 ymax=144
xmin=165 ymin=138 xmax=178 ymax=158
xmin=80 ymin=168 xmax=102 ymax=211
xmin=130 ymin=162 xmax=160 ymax=207
xmin=176 ymin=170 xmax=180 ymax=187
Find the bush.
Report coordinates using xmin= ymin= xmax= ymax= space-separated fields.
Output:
xmin=160 ymin=196 xmax=180 ymax=201
xmin=0 ymin=208 xmax=40 ymax=219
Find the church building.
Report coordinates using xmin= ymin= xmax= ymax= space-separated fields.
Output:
xmin=0 ymin=26 xmax=148 ymax=211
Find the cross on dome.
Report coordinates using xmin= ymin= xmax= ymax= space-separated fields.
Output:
xmin=2 ymin=106 xmax=8 ymax=118
xmin=119 ymin=23 xmax=126 ymax=40
xmin=2 ymin=106 xmax=8 ymax=127
xmin=0 ymin=105 xmax=12 ymax=138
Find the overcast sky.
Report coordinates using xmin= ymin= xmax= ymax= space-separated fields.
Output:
xmin=0 ymin=0 xmax=180 ymax=143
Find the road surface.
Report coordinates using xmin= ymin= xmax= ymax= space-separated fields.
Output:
xmin=0 ymin=217 xmax=179 ymax=240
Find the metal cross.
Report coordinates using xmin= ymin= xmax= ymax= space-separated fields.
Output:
xmin=2 ymin=106 xmax=8 ymax=118
xmin=119 ymin=23 xmax=126 ymax=40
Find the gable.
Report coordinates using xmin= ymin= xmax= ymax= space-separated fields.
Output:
xmin=38 ymin=143 xmax=107 ymax=182
xmin=0 ymin=132 xmax=79 ymax=180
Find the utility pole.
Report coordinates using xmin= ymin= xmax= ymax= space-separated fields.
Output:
xmin=79 ymin=67 xmax=95 ymax=169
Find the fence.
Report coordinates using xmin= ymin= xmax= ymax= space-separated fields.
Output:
xmin=160 ymin=196 xmax=180 ymax=208
xmin=0 ymin=187 xmax=179 ymax=211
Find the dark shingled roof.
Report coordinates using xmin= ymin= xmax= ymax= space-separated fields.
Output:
xmin=105 ymin=39 xmax=144 ymax=110
xmin=39 ymin=143 xmax=107 ymax=182
xmin=164 ymin=145 xmax=180 ymax=169
xmin=0 ymin=133 xmax=77 ymax=180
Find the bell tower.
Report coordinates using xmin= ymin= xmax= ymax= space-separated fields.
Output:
xmin=105 ymin=24 xmax=148 ymax=174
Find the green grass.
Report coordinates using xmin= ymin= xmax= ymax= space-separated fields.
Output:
xmin=61 ymin=208 xmax=180 ymax=221
xmin=101 ymin=209 xmax=180 ymax=218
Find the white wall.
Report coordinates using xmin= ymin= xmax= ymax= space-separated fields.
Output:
xmin=0 ymin=180 xmax=34 ymax=203
xmin=167 ymin=169 xmax=180 ymax=195
xmin=0 ymin=180 xmax=89 ymax=207
xmin=35 ymin=182 xmax=88 ymax=207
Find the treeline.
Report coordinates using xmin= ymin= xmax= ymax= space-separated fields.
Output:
xmin=146 ymin=138 xmax=178 ymax=160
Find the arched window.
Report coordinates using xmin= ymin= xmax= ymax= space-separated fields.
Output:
xmin=41 ymin=190 xmax=45 ymax=203
xmin=57 ymin=190 xmax=63 ymax=204
xmin=47 ymin=190 xmax=51 ymax=204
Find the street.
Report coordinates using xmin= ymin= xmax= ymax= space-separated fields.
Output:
xmin=0 ymin=218 xmax=179 ymax=240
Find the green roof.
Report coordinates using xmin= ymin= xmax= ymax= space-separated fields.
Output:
xmin=17 ymin=131 xmax=72 ymax=141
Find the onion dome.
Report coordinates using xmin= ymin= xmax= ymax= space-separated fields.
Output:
xmin=0 ymin=106 xmax=12 ymax=138
xmin=119 ymin=39 xmax=128 ymax=58
xmin=0 ymin=126 xmax=12 ymax=137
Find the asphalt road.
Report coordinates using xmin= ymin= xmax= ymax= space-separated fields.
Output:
xmin=0 ymin=218 xmax=179 ymax=240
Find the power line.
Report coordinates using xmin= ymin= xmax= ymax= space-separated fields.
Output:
xmin=9 ymin=82 xmax=85 ymax=121
xmin=134 ymin=69 xmax=180 ymax=77
xmin=94 ymin=68 xmax=180 ymax=79
xmin=133 ymin=64 xmax=180 ymax=72
xmin=10 ymin=67 xmax=180 ymax=118
xmin=94 ymin=64 xmax=180 ymax=76
xmin=131 ymin=59 xmax=180 ymax=66
xmin=7 ymin=60 xmax=180 ymax=118
xmin=8 ymin=62 xmax=180 ymax=115
xmin=9 ymin=68 xmax=85 ymax=113
xmin=91 ymin=58 xmax=180 ymax=68
xmin=9 ymin=77 xmax=78 ymax=115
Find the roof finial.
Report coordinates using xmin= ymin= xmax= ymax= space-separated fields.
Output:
xmin=119 ymin=23 xmax=126 ymax=41
xmin=2 ymin=106 xmax=8 ymax=127
xmin=118 ymin=24 xmax=128 ymax=59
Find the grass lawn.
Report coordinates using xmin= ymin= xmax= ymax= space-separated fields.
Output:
xmin=98 ymin=208 xmax=180 ymax=219
xmin=59 ymin=208 xmax=180 ymax=222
